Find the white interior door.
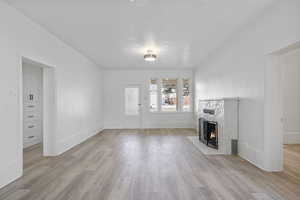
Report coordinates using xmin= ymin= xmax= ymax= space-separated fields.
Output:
xmin=124 ymin=85 xmax=142 ymax=129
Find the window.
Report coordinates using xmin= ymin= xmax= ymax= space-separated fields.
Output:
xmin=149 ymin=79 xmax=158 ymax=112
xmin=182 ymin=78 xmax=191 ymax=112
xmin=149 ymin=78 xmax=191 ymax=112
xmin=161 ymin=79 xmax=178 ymax=112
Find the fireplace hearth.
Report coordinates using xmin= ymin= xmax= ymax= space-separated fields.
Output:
xmin=199 ymin=118 xmax=218 ymax=149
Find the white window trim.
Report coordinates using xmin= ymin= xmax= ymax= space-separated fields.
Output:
xmin=181 ymin=78 xmax=193 ymax=113
xmin=158 ymin=79 xmax=162 ymax=112
xmin=149 ymin=78 xmax=192 ymax=113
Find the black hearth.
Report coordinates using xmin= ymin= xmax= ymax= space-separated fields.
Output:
xmin=199 ymin=118 xmax=218 ymax=149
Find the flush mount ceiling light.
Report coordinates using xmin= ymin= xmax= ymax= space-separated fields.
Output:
xmin=144 ymin=50 xmax=157 ymax=62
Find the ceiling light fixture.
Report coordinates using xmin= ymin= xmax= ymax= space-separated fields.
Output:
xmin=144 ymin=50 xmax=157 ymax=62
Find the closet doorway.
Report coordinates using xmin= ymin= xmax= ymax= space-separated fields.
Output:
xmin=21 ymin=57 xmax=55 ymax=170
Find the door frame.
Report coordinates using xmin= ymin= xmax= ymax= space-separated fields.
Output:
xmin=263 ymin=41 xmax=300 ymax=171
xmin=124 ymin=84 xmax=143 ymax=129
xmin=20 ymin=56 xmax=56 ymax=159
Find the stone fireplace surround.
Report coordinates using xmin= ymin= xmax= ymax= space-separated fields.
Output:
xmin=197 ymin=98 xmax=239 ymax=155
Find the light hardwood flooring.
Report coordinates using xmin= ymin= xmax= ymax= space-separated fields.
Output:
xmin=1 ymin=129 xmax=300 ymax=200
xmin=284 ymin=144 xmax=300 ymax=182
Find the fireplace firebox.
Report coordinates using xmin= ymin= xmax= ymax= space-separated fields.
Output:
xmin=199 ymin=118 xmax=218 ymax=149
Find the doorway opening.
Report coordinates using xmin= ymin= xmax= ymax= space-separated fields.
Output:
xmin=279 ymin=47 xmax=300 ymax=180
xmin=21 ymin=57 xmax=55 ymax=171
xmin=264 ymin=41 xmax=300 ymax=173
xmin=22 ymin=60 xmax=44 ymax=168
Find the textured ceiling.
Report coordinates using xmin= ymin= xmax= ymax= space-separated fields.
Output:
xmin=5 ymin=0 xmax=275 ymax=69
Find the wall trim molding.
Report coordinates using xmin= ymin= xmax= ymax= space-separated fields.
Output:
xmin=55 ymin=127 xmax=104 ymax=155
xmin=284 ymin=131 xmax=300 ymax=144
xmin=238 ymin=141 xmax=266 ymax=171
xmin=0 ymin=159 xmax=22 ymax=189
xmin=103 ymin=124 xmax=194 ymax=129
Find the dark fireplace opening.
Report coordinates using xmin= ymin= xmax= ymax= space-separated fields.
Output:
xmin=199 ymin=118 xmax=218 ymax=149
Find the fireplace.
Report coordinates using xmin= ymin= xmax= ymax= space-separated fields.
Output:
xmin=199 ymin=118 xmax=218 ymax=149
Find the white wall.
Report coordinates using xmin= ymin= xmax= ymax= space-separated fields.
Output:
xmin=0 ymin=1 xmax=103 ymax=188
xmin=194 ymin=0 xmax=300 ymax=169
xmin=280 ymin=48 xmax=300 ymax=144
xmin=103 ymin=69 xmax=194 ymax=129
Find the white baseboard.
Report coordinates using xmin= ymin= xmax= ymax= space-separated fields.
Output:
xmin=283 ymin=131 xmax=300 ymax=144
xmin=0 ymin=159 xmax=22 ymax=189
xmin=23 ymin=138 xmax=42 ymax=149
xmin=143 ymin=123 xmax=194 ymax=129
xmin=104 ymin=123 xmax=194 ymax=129
xmin=238 ymin=141 xmax=265 ymax=171
xmin=0 ymin=127 xmax=104 ymax=189
xmin=55 ymin=127 xmax=103 ymax=155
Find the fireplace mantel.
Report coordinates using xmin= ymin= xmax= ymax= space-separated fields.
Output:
xmin=197 ymin=98 xmax=239 ymax=155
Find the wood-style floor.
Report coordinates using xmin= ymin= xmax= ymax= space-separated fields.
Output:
xmin=1 ymin=129 xmax=300 ymax=200
xmin=284 ymin=144 xmax=300 ymax=182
